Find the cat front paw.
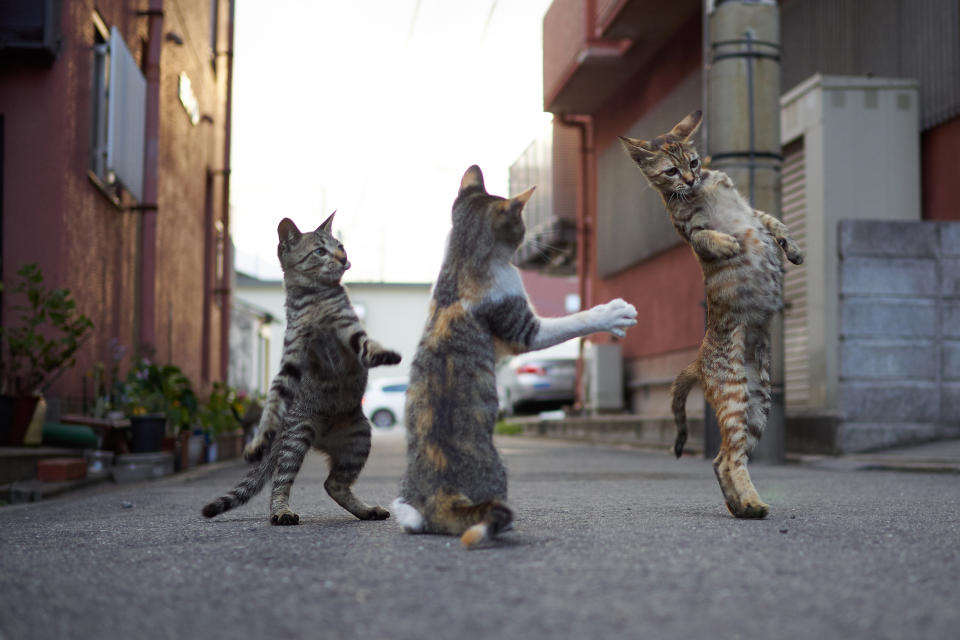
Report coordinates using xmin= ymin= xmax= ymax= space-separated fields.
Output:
xmin=367 ymin=350 xmax=402 ymax=368
xmin=593 ymin=298 xmax=638 ymax=338
xmin=713 ymin=234 xmax=741 ymax=259
xmin=777 ymin=237 xmax=804 ymax=265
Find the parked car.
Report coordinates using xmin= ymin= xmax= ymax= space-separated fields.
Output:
xmin=363 ymin=377 xmax=408 ymax=428
xmin=496 ymin=340 xmax=580 ymax=416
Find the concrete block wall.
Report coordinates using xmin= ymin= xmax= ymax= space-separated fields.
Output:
xmin=838 ymin=220 xmax=960 ymax=452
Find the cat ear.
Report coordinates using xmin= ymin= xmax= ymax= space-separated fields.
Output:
xmin=619 ymin=136 xmax=655 ymax=163
xmin=670 ymin=109 xmax=703 ymax=141
xmin=509 ymin=185 xmax=536 ymax=211
xmin=317 ymin=210 xmax=337 ymax=234
xmin=277 ymin=218 xmax=302 ymax=244
xmin=459 ymin=165 xmax=486 ymax=195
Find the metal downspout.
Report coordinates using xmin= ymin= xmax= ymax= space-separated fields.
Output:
xmin=139 ymin=0 xmax=163 ymax=359
xmin=219 ymin=0 xmax=236 ymax=382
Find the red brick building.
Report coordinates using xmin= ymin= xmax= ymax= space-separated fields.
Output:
xmin=0 ymin=0 xmax=235 ymax=410
xmin=529 ymin=0 xmax=960 ymax=446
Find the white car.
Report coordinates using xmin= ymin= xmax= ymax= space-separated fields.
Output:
xmin=363 ymin=377 xmax=408 ymax=428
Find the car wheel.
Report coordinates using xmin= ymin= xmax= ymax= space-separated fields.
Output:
xmin=370 ymin=409 xmax=395 ymax=428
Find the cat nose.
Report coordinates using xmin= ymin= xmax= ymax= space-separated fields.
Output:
xmin=335 ymin=251 xmax=347 ymax=265
xmin=683 ymin=172 xmax=695 ymax=185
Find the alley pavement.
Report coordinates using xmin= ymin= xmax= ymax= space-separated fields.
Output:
xmin=1 ymin=432 xmax=958 ymax=640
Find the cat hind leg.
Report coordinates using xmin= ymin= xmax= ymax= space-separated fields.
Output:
xmin=268 ymin=420 xmax=314 ymax=525
xmin=321 ymin=418 xmax=389 ymax=521
xmin=705 ymin=373 xmax=769 ymax=519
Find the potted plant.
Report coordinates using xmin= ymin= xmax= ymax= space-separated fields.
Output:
xmin=122 ymin=360 xmax=198 ymax=453
xmin=197 ymin=382 xmax=244 ymax=462
xmin=0 ymin=263 xmax=93 ymax=445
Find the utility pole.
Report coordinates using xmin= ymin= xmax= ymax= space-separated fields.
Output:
xmin=705 ymin=0 xmax=785 ymax=463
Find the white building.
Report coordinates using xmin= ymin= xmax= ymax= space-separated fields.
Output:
xmin=231 ymin=272 xmax=432 ymax=395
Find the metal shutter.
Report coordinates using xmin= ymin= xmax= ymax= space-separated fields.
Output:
xmin=781 ymin=138 xmax=808 ymax=409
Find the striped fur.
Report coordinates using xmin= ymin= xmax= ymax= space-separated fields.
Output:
xmin=621 ymin=110 xmax=804 ymax=519
xmin=202 ymin=213 xmax=400 ymax=524
xmin=395 ymin=166 xmax=637 ymax=548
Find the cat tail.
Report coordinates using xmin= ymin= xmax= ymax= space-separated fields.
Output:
xmin=201 ymin=444 xmax=277 ymax=518
xmin=445 ymin=496 xmax=513 ymax=549
xmin=670 ymin=362 xmax=700 ymax=458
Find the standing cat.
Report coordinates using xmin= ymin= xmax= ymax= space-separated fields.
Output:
xmin=620 ymin=110 xmax=804 ymax=519
xmin=391 ymin=165 xmax=638 ymax=547
xmin=202 ymin=213 xmax=400 ymax=525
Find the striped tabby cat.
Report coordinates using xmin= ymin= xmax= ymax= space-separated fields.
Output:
xmin=202 ymin=213 xmax=400 ymax=525
xmin=391 ymin=166 xmax=638 ymax=547
xmin=620 ymin=110 xmax=804 ymax=519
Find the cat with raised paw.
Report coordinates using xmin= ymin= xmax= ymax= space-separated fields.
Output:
xmin=392 ymin=165 xmax=638 ymax=548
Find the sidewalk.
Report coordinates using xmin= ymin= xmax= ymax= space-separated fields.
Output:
xmin=791 ymin=437 xmax=960 ymax=474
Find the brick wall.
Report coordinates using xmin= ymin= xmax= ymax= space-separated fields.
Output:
xmin=837 ymin=220 xmax=960 ymax=451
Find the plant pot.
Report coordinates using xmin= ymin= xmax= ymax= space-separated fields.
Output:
xmin=215 ymin=430 xmax=244 ymax=461
xmin=1 ymin=394 xmax=41 ymax=446
xmin=129 ymin=414 xmax=167 ymax=453
xmin=181 ymin=434 xmax=207 ymax=469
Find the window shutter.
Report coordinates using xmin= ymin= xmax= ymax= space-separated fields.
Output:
xmin=107 ymin=26 xmax=146 ymax=202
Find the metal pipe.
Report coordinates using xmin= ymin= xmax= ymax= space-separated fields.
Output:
xmin=219 ymin=0 xmax=236 ymax=382
xmin=138 ymin=0 xmax=163 ymax=360
xmin=559 ymin=114 xmax=594 ymax=412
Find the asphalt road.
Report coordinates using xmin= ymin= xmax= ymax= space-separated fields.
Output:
xmin=1 ymin=432 xmax=958 ymax=640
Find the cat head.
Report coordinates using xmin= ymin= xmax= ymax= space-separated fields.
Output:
xmin=276 ymin=212 xmax=349 ymax=285
xmin=619 ymin=109 xmax=703 ymax=198
xmin=450 ymin=165 xmax=535 ymax=260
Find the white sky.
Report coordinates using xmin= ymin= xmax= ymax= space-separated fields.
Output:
xmin=230 ymin=0 xmax=554 ymax=282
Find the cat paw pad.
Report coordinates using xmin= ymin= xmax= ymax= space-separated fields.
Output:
xmin=360 ymin=506 xmax=390 ymax=521
xmin=369 ymin=350 xmax=402 ymax=367
xmin=270 ymin=511 xmax=300 ymax=526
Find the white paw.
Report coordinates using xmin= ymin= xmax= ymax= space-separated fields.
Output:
xmin=591 ymin=298 xmax=637 ymax=337
xmin=390 ymin=497 xmax=424 ymax=533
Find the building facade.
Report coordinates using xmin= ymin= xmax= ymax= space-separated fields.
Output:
xmin=0 ymin=0 xmax=235 ymax=410
xmin=530 ymin=0 xmax=960 ymax=452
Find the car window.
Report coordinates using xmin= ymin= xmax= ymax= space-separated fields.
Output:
xmin=382 ymin=384 xmax=408 ymax=393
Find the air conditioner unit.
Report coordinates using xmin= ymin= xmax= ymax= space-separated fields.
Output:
xmin=0 ymin=0 xmax=62 ymax=65
xmin=585 ymin=342 xmax=623 ymax=412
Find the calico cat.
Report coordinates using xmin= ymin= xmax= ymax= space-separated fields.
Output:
xmin=620 ymin=110 xmax=804 ymax=519
xmin=391 ymin=165 xmax=638 ymax=547
xmin=202 ymin=213 xmax=400 ymax=525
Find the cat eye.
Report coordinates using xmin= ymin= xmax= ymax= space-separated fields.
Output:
xmin=314 ymin=248 xmax=327 ymax=256
xmin=664 ymin=168 xmax=679 ymax=177
xmin=690 ymin=158 xmax=700 ymax=168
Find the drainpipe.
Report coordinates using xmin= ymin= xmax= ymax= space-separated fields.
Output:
xmin=218 ymin=0 xmax=236 ymax=382
xmin=139 ymin=0 xmax=163 ymax=360
xmin=201 ymin=168 xmax=214 ymax=383
xmin=706 ymin=0 xmax=784 ymax=462
xmin=559 ymin=114 xmax=594 ymax=413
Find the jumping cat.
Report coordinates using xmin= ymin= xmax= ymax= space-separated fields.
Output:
xmin=202 ymin=213 xmax=400 ymax=525
xmin=391 ymin=165 xmax=638 ymax=547
xmin=619 ymin=110 xmax=804 ymax=518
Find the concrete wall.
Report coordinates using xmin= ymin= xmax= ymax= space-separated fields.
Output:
xmin=836 ymin=220 xmax=960 ymax=452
